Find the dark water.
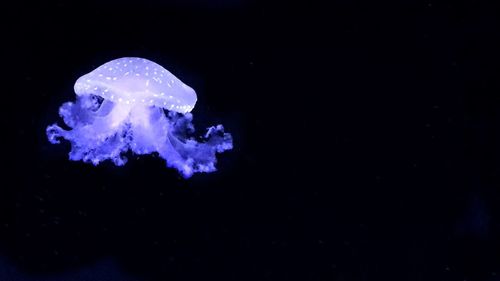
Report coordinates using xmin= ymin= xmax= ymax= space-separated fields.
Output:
xmin=2 ymin=0 xmax=500 ymax=280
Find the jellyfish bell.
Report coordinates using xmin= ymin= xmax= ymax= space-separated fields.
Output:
xmin=73 ymin=57 xmax=197 ymax=114
xmin=47 ymin=57 xmax=232 ymax=178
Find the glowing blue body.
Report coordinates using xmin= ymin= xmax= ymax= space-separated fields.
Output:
xmin=47 ymin=57 xmax=232 ymax=178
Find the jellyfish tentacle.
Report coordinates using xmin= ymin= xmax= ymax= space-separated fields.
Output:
xmin=163 ymin=121 xmax=233 ymax=177
xmin=46 ymin=124 xmax=66 ymax=144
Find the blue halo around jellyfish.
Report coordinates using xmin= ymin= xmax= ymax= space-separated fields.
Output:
xmin=46 ymin=57 xmax=232 ymax=178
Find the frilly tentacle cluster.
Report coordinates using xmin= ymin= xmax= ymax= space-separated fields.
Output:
xmin=47 ymin=94 xmax=232 ymax=178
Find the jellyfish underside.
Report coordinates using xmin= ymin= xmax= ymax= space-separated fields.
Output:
xmin=47 ymin=93 xmax=232 ymax=178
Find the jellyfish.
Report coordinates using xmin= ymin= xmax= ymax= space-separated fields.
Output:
xmin=46 ymin=57 xmax=232 ymax=178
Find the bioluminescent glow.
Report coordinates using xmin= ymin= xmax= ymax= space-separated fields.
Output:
xmin=46 ymin=57 xmax=232 ymax=178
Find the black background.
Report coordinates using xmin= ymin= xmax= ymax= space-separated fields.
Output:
xmin=1 ymin=0 xmax=500 ymax=280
